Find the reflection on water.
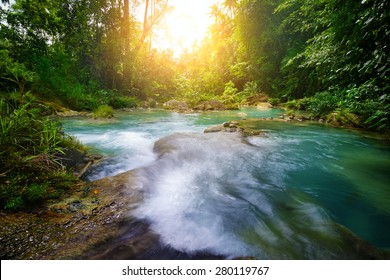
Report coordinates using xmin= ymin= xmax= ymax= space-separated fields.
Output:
xmin=62 ymin=109 xmax=390 ymax=258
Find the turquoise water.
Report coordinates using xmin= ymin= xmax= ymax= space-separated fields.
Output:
xmin=62 ymin=109 xmax=390 ymax=259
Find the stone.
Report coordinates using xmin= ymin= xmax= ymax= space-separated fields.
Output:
xmin=204 ymin=124 xmax=225 ymax=133
xmin=245 ymin=93 xmax=269 ymax=105
xmin=193 ymin=100 xmax=225 ymax=111
xmin=237 ymin=112 xmax=248 ymax=119
xmin=163 ymin=100 xmax=189 ymax=111
xmin=204 ymin=122 xmax=244 ymax=134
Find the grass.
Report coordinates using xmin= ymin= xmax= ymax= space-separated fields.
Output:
xmin=0 ymin=93 xmax=84 ymax=210
xmin=93 ymin=105 xmax=114 ymax=118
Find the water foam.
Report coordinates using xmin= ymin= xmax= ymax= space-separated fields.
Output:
xmin=75 ymin=130 xmax=156 ymax=180
xmin=133 ymin=132 xmax=341 ymax=259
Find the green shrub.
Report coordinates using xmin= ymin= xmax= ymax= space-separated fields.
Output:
xmin=241 ymin=81 xmax=259 ymax=97
xmin=93 ymin=105 xmax=114 ymax=118
xmin=343 ymin=82 xmax=389 ymax=132
xmin=65 ymin=93 xmax=98 ymax=111
xmin=268 ymin=98 xmax=280 ymax=106
xmin=27 ymin=183 xmax=48 ymax=202
xmin=308 ymin=91 xmax=341 ymax=118
xmin=4 ymin=197 xmax=24 ymax=211
xmin=0 ymin=95 xmax=82 ymax=211
xmin=108 ymin=96 xmax=138 ymax=109
xmin=285 ymin=97 xmax=312 ymax=110
xmin=222 ymin=81 xmax=240 ymax=104
xmin=285 ymin=99 xmax=298 ymax=109
xmin=363 ymin=101 xmax=390 ymax=132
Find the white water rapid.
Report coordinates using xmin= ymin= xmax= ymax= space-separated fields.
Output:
xmin=62 ymin=110 xmax=390 ymax=259
xmin=133 ymin=132 xmax=346 ymax=259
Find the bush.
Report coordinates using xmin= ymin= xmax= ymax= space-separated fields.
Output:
xmin=93 ymin=105 xmax=114 ymax=118
xmin=268 ymin=98 xmax=281 ymax=106
xmin=65 ymin=93 xmax=98 ymax=111
xmin=308 ymin=91 xmax=341 ymax=117
xmin=285 ymin=97 xmax=312 ymax=110
xmin=343 ymin=82 xmax=390 ymax=132
xmin=222 ymin=81 xmax=240 ymax=104
xmin=241 ymin=81 xmax=259 ymax=97
xmin=0 ymin=95 xmax=81 ymax=210
xmin=108 ymin=96 xmax=138 ymax=109
xmin=27 ymin=183 xmax=48 ymax=202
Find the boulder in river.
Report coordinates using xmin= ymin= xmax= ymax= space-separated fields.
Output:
xmin=204 ymin=121 xmax=242 ymax=133
xmin=193 ymin=100 xmax=225 ymax=111
xmin=204 ymin=121 xmax=263 ymax=136
xmin=163 ymin=100 xmax=189 ymax=112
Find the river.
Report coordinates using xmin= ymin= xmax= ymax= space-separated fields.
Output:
xmin=62 ymin=108 xmax=390 ymax=259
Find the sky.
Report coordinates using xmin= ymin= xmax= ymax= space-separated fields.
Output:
xmin=143 ymin=0 xmax=219 ymax=56
xmin=1 ymin=0 xmax=218 ymax=57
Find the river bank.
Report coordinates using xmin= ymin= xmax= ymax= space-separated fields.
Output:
xmin=0 ymin=169 xmax=156 ymax=259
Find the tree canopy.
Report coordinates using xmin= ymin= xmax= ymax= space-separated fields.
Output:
xmin=1 ymin=0 xmax=389 ymax=130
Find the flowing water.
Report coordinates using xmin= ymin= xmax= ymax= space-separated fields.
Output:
xmin=62 ymin=108 xmax=390 ymax=259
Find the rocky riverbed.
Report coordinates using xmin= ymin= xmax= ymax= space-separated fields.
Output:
xmin=0 ymin=169 xmax=159 ymax=259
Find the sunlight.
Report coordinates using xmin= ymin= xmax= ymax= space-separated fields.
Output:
xmin=141 ymin=0 xmax=218 ymax=56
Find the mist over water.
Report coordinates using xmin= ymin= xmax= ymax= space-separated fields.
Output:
xmin=62 ymin=109 xmax=390 ymax=259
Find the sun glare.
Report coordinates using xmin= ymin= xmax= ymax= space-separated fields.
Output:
xmin=140 ymin=0 xmax=218 ymax=57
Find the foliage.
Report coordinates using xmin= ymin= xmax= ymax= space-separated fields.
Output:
xmin=285 ymin=97 xmax=312 ymax=111
xmin=274 ymin=0 xmax=389 ymax=131
xmin=308 ymin=91 xmax=342 ymax=118
xmin=0 ymin=0 xmax=388 ymax=134
xmin=93 ymin=105 xmax=114 ymax=118
xmin=268 ymin=98 xmax=281 ymax=106
xmin=221 ymin=80 xmax=239 ymax=104
xmin=0 ymin=94 xmax=80 ymax=210
xmin=108 ymin=95 xmax=138 ymax=109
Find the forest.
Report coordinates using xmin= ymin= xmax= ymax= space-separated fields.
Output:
xmin=1 ymin=0 xmax=390 ymax=263
xmin=0 ymin=0 xmax=389 ymax=209
xmin=1 ymin=0 xmax=388 ymax=124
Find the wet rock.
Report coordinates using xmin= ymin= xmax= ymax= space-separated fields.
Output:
xmin=204 ymin=124 xmax=226 ymax=133
xmin=0 ymin=169 xmax=151 ymax=260
xmin=256 ymin=102 xmax=272 ymax=109
xmin=56 ymin=110 xmax=89 ymax=117
xmin=67 ymin=200 xmax=84 ymax=212
xmin=209 ymin=99 xmax=225 ymax=110
xmin=204 ymin=121 xmax=243 ymax=134
xmin=193 ymin=100 xmax=225 ymax=111
xmin=327 ymin=111 xmax=361 ymax=128
xmin=55 ymin=148 xmax=86 ymax=170
xmin=245 ymin=93 xmax=269 ymax=105
xmin=237 ymin=112 xmax=248 ymax=119
xmin=163 ymin=100 xmax=189 ymax=112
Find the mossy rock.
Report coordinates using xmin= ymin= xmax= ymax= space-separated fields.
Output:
xmin=327 ymin=111 xmax=361 ymax=127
